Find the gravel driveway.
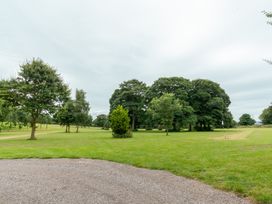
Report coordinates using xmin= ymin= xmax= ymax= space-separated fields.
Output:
xmin=0 ymin=159 xmax=250 ymax=204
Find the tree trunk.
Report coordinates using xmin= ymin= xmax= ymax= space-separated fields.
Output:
xmin=189 ymin=124 xmax=192 ymax=132
xmin=76 ymin=126 xmax=79 ymax=133
xmin=132 ymin=116 xmax=135 ymax=131
xmin=65 ymin=125 xmax=68 ymax=133
xmin=30 ymin=119 xmax=37 ymax=140
xmin=166 ymin=128 xmax=169 ymax=136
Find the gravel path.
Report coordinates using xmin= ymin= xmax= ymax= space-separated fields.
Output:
xmin=0 ymin=159 xmax=250 ymax=204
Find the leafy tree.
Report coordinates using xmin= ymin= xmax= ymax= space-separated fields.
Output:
xmin=55 ymin=100 xmax=75 ymax=133
xmin=110 ymin=105 xmax=131 ymax=138
xmin=190 ymin=79 xmax=231 ymax=131
xmin=93 ymin=114 xmax=109 ymax=128
xmin=260 ymin=105 xmax=272 ymax=125
xmin=174 ymin=101 xmax=197 ymax=131
xmin=110 ymin=79 xmax=148 ymax=130
xmin=9 ymin=58 xmax=70 ymax=140
xmin=239 ymin=114 xmax=256 ymax=126
xmin=73 ymin=89 xmax=90 ymax=133
xmin=148 ymin=93 xmax=181 ymax=135
xmin=147 ymin=77 xmax=192 ymax=102
xmin=223 ymin=111 xmax=235 ymax=128
xmin=147 ymin=77 xmax=193 ymax=131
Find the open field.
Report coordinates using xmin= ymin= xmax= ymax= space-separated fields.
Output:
xmin=0 ymin=127 xmax=271 ymax=203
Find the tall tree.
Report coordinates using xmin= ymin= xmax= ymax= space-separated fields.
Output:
xmin=259 ymin=105 xmax=272 ymax=125
xmin=239 ymin=114 xmax=256 ymax=126
xmin=148 ymin=93 xmax=181 ymax=135
xmin=109 ymin=79 xmax=148 ymax=130
xmin=73 ymin=89 xmax=90 ymax=133
xmin=9 ymin=59 xmax=70 ymax=140
xmin=190 ymin=79 xmax=231 ymax=131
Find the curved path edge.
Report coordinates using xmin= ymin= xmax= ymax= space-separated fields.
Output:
xmin=0 ymin=159 xmax=251 ymax=204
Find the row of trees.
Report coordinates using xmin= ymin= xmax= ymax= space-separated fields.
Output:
xmin=109 ymin=77 xmax=234 ymax=132
xmin=0 ymin=59 xmax=92 ymax=139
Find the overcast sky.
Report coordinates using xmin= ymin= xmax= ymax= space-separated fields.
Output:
xmin=0 ymin=0 xmax=271 ymax=120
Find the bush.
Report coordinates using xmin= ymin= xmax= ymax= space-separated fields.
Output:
xmin=110 ymin=105 xmax=132 ymax=138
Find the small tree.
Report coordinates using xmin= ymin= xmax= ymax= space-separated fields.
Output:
xmin=148 ymin=93 xmax=181 ymax=135
xmin=73 ymin=89 xmax=90 ymax=133
xmin=55 ymin=100 xmax=75 ymax=133
xmin=110 ymin=105 xmax=131 ymax=138
xmin=239 ymin=114 xmax=256 ymax=126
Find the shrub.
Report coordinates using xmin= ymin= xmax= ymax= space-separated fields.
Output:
xmin=110 ymin=105 xmax=132 ymax=138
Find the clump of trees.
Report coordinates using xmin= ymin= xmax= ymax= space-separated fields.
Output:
xmin=55 ymin=90 xmax=91 ymax=133
xmin=110 ymin=105 xmax=131 ymax=138
xmin=239 ymin=114 xmax=256 ymax=126
xmin=110 ymin=77 xmax=234 ymax=133
xmin=1 ymin=58 xmax=92 ymax=139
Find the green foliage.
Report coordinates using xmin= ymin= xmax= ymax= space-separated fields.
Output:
xmin=93 ymin=114 xmax=109 ymax=129
xmin=239 ymin=114 xmax=256 ymax=126
xmin=190 ymin=79 xmax=232 ymax=131
xmin=55 ymin=100 xmax=75 ymax=132
xmin=110 ymin=105 xmax=131 ymax=138
xmin=55 ymin=89 xmax=91 ymax=133
xmin=110 ymin=79 xmax=148 ymax=130
xmin=147 ymin=77 xmax=192 ymax=102
xmin=109 ymin=77 xmax=232 ymax=132
xmin=259 ymin=105 xmax=272 ymax=125
xmin=9 ymin=58 xmax=70 ymax=139
xmin=73 ymin=89 xmax=90 ymax=133
xmin=148 ymin=93 xmax=181 ymax=135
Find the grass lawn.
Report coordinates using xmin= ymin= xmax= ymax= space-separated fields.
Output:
xmin=0 ymin=126 xmax=271 ymax=203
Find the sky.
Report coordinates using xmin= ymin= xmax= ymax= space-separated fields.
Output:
xmin=0 ymin=0 xmax=271 ymax=120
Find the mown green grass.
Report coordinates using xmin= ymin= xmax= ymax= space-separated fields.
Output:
xmin=0 ymin=126 xmax=271 ymax=203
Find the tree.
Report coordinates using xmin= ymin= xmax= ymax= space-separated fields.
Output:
xmin=147 ymin=77 xmax=192 ymax=102
xmin=55 ymin=100 xmax=75 ymax=133
xmin=260 ymin=105 xmax=272 ymax=125
xmin=239 ymin=114 xmax=256 ymax=126
xmin=147 ymin=77 xmax=193 ymax=131
xmin=110 ymin=79 xmax=148 ymax=131
xmin=73 ymin=89 xmax=90 ymax=133
xmin=93 ymin=114 xmax=109 ymax=128
xmin=9 ymin=58 xmax=70 ymax=140
xmin=190 ymin=79 xmax=231 ymax=131
xmin=110 ymin=105 xmax=131 ymax=138
xmin=148 ymin=93 xmax=181 ymax=135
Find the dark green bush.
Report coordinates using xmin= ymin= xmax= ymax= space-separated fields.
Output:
xmin=110 ymin=105 xmax=132 ymax=138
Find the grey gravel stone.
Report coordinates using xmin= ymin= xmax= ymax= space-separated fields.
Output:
xmin=0 ymin=159 xmax=251 ymax=204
